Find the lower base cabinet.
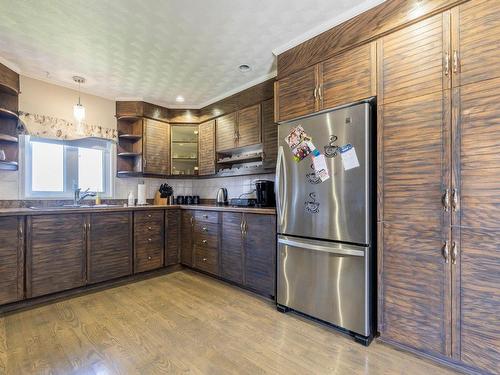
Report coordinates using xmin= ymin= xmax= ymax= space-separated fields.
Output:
xmin=87 ymin=212 xmax=133 ymax=284
xmin=165 ymin=210 xmax=181 ymax=266
xmin=180 ymin=210 xmax=194 ymax=266
xmin=221 ymin=212 xmax=244 ymax=284
xmin=0 ymin=216 xmax=24 ymax=305
xmin=134 ymin=211 xmax=164 ymax=273
xmin=193 ymin=219 xmax=220 ymax=275
xmin=27 ymin=214 xmax=87 ymax=298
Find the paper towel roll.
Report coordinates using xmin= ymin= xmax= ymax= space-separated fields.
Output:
xmin=137 ymin=184 xmax=146 ymax=205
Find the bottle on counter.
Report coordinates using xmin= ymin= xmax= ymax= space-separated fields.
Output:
xmin=128 ymin=191 xmax=135 ymax=206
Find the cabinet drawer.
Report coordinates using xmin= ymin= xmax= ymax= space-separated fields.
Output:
xmin=135 ymin=210 xmax=164 ymax=224
xmin=194 ymin=210 xmax=219 ymax=224
xmin=135 ymin=245 xmax=163 ymax=273
xmin=194 ymin=221 xmax=219 ymax=236
xmin=135 ymin=233 xmax=163 ymax=249
xmin=194 ymin=245 xmax=218 ymax=275
xmin=135 ymin=222 xmax=163 ymax=237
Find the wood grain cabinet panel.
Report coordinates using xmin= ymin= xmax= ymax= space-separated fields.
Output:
xmin=0 ymin=216 xmax=24 ymax=305
xmin=134 ymin=211 xmax=164 ymax=273
xmin=320 ymin=42 xmax=376 ymax=110
xmin=27 ymin=214 xmax=86 ymax=298
xmin=243 ymin=214 xmax=276 ymax=297
xmin=87 ymin=212 xmax=132 ymax=284
xmin=261 ymin=99 xmax=278 ymax=170
xmin=378 ymin=91 xmax=451 ymax=357
xmin=451 ymin=77 xmax=500 ymax=373
xmin=221 ymin=212 xmax=244 ymax=284
xmin=216 ymin=112 xmax=237 ymax=151
xmin=144 ymin=118 xmax=169 ymax=175
xmin=275 ymin=65 xmax=318 ymax=122
xmin=180 ymin=210 xmax=194 ymax=266
xmin=378 ymin=13 xmax=449 ymax=104
xmin=237 ymin=104 xmax=261 ymax=148
xmin=452 ymin=0 xmax=500 ymax=87
xmin=165 ymin=209 xmax=181 ymax=266
xmin=198 ymin=120 xmax=216 ymax=175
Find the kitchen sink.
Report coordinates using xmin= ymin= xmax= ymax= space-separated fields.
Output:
xmin=29 ymin=204 xmax=122 ymax=210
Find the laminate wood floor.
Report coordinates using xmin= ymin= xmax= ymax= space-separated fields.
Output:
xmin=0 ymin=270 xmax=456 ymax=375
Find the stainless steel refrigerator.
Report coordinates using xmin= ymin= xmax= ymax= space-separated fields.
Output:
xmin=275 ymin=100 xmax=375 ymax=344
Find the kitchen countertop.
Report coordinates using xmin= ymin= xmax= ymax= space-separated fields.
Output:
xmin=0 ymin=204 xmax=276 ymax=216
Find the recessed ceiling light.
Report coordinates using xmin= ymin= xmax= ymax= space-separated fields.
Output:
xmin=238 ymin=64 xmax=251 ymax=72
xmin=175 ymin=95 xmax=185 ymax=103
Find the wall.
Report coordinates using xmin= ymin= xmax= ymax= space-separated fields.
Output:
xmin=0 ymin=76 xmax=275 ymax=201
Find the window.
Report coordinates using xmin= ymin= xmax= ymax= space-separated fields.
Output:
xmin=23 ymin=136 xmax=113 ymax=198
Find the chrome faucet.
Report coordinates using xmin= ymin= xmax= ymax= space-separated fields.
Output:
xmin=74 ymin=187 xmax=96 ymax=205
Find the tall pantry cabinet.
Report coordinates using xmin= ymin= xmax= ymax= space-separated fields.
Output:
xmin=377 ymin=1 xmax=500 ymax=373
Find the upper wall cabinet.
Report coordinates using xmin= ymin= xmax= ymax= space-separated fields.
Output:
xmin=378 ymin=13 xmax=449 ymax=105
xmin=451 ymin=0 xmax=500 ymax=88
xmin=216 ymin=104 xmax=261 ymax=152
xmin=198 ymin=120 xmax=216 ymax=176
xmin=143 ymin=119 xmax=170 ymax=175
xmin=274 ymin=42 xmax=376 ymax=122
xmin=0 ymin=63 xmax=20 ymax=172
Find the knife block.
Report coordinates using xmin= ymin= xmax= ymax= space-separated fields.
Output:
xmin=154 ymin=191 xmax=168 ymax=206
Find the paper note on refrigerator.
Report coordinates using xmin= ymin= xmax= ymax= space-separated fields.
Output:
xmin=311 ymin=153 xmax=330 ymax=182
xmin=339 ymin=144 xmax=360 ymax=171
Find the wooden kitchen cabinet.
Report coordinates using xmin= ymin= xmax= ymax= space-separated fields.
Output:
xmin=134 ymin=210 xmax=164 ymax=273
xmin=0 ymin=216 xmax=24 ymax=305
xmin=221 ymin=212 xmax=244 ymax=284
xmin=27 ymin=214 xmax=87 ymax=298
xmin=261 ymin=98 xmax=278 ymax=170
xmin=236 ymin=104 xmax=261 ymax=148
xmin=180 ymin=210 xmax=194 ymax=266
xmin=165 ymin=209 xmax=181 ymax=266
xmin=198 ymin=120 xmax=216 ymax=175
xmin=243 ymin=214 xmax=276 ymax=297
xmin=87 ymin=212 xmax=133 ymax=284
xmin=193 ymin=213 xmax=220 ymax=276
xmin=216 ymin=112 xmax=237 ymax=152
xmin=274 ymin=65 xmax=318 ymax=122
xmin=143 ymin=118 xmax=170 ymax=175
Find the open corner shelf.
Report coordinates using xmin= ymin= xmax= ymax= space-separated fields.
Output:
xmin=0 ymin=107 xmax=19 ymax=120
xmin=119 ymin=134 xmax=142 ymax=141
xmin=0 ymin=83 xmax=19 ymax=97
xmin=0 ymin=133 xmax=18 ymax=143
xmin=0 ymin=160 xmax=18 ymax=171
xmin=117 ymin=115 xmax=142 ymax=122
xmin=118 ymin=152 xmax=142 ymax=157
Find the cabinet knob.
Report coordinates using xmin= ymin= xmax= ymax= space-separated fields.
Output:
xmin=202 ymin=258 xmax=207 ymax=262
xmin=148 ymin=226 xmax=152 ymax=230
xmin=202 ymin=240 xmax=208 ymax=244
xmin=148 ymin=256 xmax=152 ymax=260
xmin=202 ymin=227 xmax=208 ymax=232
xmin=148 ymin=238 xmax=152 ymax=242
xmin=203 ymin=214 xmax=208 ymax=219
xmin=147 ymin=214 xmax=152 ymax=218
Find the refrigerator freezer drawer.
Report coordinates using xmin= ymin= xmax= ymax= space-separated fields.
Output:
xmin=277 ymin=235 xmax=371 ymax=337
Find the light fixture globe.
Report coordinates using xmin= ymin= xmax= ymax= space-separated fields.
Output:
xmin=72 ymin=76 xmax=86 ymax=123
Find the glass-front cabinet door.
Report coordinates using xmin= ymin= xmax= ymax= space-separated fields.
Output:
xmin=170 ymin=125 xmax=199 ymax=175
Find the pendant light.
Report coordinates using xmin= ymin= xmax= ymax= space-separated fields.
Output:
xmin=73 ymin=76 xmax=86 ymax=123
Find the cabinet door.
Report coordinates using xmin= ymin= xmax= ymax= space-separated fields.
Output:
xmin=198 ymin=120 xmax=216 ymax=175
xmin=180 ymin=210 xmax=194 ymax=266
xmin=221 ymin=212 xmax=244 ymax=284
xmin=320 ymin=42 xmax=376 ymax=110
xmin=216 ymin=113 xmax=236 ymax=151
xmin=27 ymin=214 xmax=86 ymax=298
xmin=237 ymin=104 xmax=261 ymax=148
xmin=452 ymin=0 xmax=500 ymax=87
xmin=0 ymin=216 xmax=24 ymax=305
xmin=165 ymin=209 xmax=181 ymax=266
xmin=378 ymin=13 xmax=450 ymax=104
xmin=451 ymin=78 xmax=500 ymax=374
xmin=275 ymin=65 xmax=318 ymax=122
xmin=261 ymin=99 xmax=278 ymax=170
xmin=378 ymin=91 xmax=452 ymax=357
xmin=193 ymin=221 xmax=219 ymax=276
xmin=144 ymin=118 xmax=169 ymax=175
xmin=134 ymin=211 xmax=164 ymax=273
xmin=244 ymin=214 xmax=276 ymax=297
xmin=88 ymin=212 xmax=132 ymax=284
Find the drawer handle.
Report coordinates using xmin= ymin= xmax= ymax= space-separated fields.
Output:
xmin=202 ymin=257 xmax=208 ymax=262
xmin=148 ymin=256 xmax=152 ymax=260
xmin=202 ymin=240 xmax=208 ymax=244
xmin=203 ymin=215 xmax=208 ymax=219
xmin=147 ymin=214 xmax=152 ymax=218
xmin=148 ymin=238 xmax=152 ymax=242
xmin=202 ymin=227 xmax=208 ymax=232
xmin=148 ymin=226 xmax=152 ymax=230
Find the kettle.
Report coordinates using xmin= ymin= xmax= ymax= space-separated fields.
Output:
xmin=216 ymin=188 xmax=228 ymax=206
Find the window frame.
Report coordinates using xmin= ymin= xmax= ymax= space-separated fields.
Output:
xmin=22 ymin=135 xmax=114 ymax=199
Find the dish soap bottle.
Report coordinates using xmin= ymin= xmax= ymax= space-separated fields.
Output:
xmin=128 ymin=191 xmax=135 ymax=206
xmin=95 ymin=193 xmax=101 ymax=205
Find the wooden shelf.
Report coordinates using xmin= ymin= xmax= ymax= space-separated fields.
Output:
xmin=117 ymin=115 xmax=141 ymax=122
xmin=118 ymin=152 xmax=142 ymax=157
xmin=0 ymin=83 xmax=19 ymax=96
xmin=0 ymin=160 xmax=18 ymax=171
xmin=119 ymin=134 xmax=142 ymax=141
xmin=217 ymin=153 xmax=262 ymax=165
xmin=0 ymin=108 xmax=19 ymax=120
xmin=117 ymin=170 xmax=143 ymax=177
xmin=172 ymin=157 xmax=197 ymax=161
xmin=0 ymin=133 xmax=18 ymax=143
xmin=172 ymin=141 xmax=198 ymax=144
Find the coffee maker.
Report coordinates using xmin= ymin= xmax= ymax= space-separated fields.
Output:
xmin=254 ymin=180 xmax=275 ymax=207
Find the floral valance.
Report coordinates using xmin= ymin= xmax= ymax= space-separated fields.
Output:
xmin=18 ymin=112 xmax=118 ymax=142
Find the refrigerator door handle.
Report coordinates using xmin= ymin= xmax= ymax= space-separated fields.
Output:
xmin=276 ymin=146 xmax=286 ymax=226
xmin=278 ymin=237 xmax=365 ymax=257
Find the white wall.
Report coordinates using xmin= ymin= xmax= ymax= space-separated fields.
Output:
xmin=0 ymin=76 xmax=275 ymax=201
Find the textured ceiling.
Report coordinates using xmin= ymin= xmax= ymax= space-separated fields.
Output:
xmin=0 ymin=0 xmax=383 ymax=108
